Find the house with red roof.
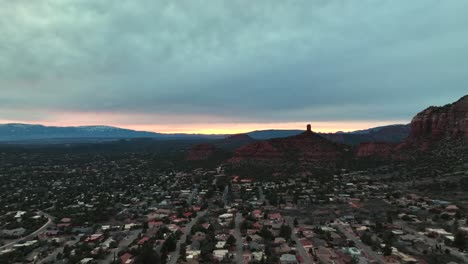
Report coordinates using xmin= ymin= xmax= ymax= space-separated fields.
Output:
xmin=137 ymin=236 xmax=150 ymax=246
xmin=120 ymin=253 xmax=134 ymax=264
xmin=148 ymin=221 xmax=164 ymax=229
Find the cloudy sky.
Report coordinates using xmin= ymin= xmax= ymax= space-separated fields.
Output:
xmin=0 ymin=0 xmax=467 ymax=133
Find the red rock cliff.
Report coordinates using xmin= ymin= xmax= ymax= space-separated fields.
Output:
xmin=407 ymin=95 xmax=468 ymax=143
xmin=356 ymin=142 xmax=395 ymax=158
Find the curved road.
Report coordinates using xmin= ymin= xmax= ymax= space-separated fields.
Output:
xmin=0 ymin=212 xmax=53 ymax=250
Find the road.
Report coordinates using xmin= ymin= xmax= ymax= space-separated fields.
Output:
xmin=234 ymin=212 xmax=244 ymax=264
xmin=285 ymin=217 xmax=313 ymax=264
xmin=0 ymin=212 xmax=54 ymax=250
xmin=395 ymin=221 xmax=468 ymax=263
xmin=222 ymin=185 xmax=230 ymax=205
xmin=168 ymin=211 xmax=206 ymax=264
xmin=333 ymin=222 xmax=385 ymax=264
xmin=257 ymin=186 xmax=266 ymax=205
xmin=187 ymin=186 xmax=198 ymax=205
xmin=100 ymin=229 xmax=141 ymax=264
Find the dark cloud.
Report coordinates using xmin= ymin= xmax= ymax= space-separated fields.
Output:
xmin=0 ymin=0 xmax=467 ymax=124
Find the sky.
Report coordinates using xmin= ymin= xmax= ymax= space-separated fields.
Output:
xmin=0 ymin=0 xmax=467 ymax=134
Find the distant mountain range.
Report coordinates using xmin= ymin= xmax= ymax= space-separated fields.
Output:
xmin=0 ymin=123 xmax=410 ymax=145
xmin=0 ymin=124 xmax=224 ymax=142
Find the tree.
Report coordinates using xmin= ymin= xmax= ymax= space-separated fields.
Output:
xmin=161 ymin=235 xmax=177 ymax=253
xmin=279 ymin=224 xmax=292 ymax=240
xmin=293 ymin=218 xmax=299 ymax=227
xmin=259 ymin=226 xmax=274 ymax=241
xmin=454 ymin=231 xmax=466 ymax=251
xmin=386 ymin=213 xmax=393 ymax=224
xmin=361 ymin=232 xmax=373 ymax=246
xmin=350 ymin=255 xmax=359 ymax=264
xmin=226 ymin=235 xmax=236 ymax=248
xmin=139 ymin=243 xmax=160 ymax=264
xmin=383 ymin=242 xmax=393 ymax=256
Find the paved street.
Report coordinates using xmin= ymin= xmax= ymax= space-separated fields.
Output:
xmin=168 ymin=211 xmax=206 ymax=264
xmin=285 ymin=217 xmax=313 ymax=264
xmin=0 ymin=212 xmax=54 ymax=250
xmin=234 ymin=212 xmax=244 ymax=264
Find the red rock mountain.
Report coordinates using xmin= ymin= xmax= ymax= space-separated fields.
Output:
xmin=403 ymin=95 xmax=468 ymax=147
xmin=356 ymin=95 xmax=468 ymax=157
xmin=186 ymin=143 xmax=220 ymax=161
xmin=355 ymin=142 xmax=396 ymax=158
xmin=230 ymin=125 xmax=350 ymax=164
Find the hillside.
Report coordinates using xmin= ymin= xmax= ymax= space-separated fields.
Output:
xmin=230 ymin=125 xmax=351 ymax=166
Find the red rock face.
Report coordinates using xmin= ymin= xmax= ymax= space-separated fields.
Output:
xmin=229 ymin=130 xmax=347 ymax=164
xmin=186 ymin=143 xmax=218 ymax=161
xmin=403 ymin=95 xmax=468 ymax=148
xmin=356 ymin=142 xmax=395 ymax=158
xmin=355 ymin=95 xmax=467 ymax=158
xmin=229 ymin=141 xmax=283 ymax=163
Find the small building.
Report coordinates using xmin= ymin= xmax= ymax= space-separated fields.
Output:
xmin=280 ymin=253 xmax=297 ymax=264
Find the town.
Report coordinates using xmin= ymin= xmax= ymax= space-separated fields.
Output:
xmin=0 ymin=148 xmax=467 ymax=264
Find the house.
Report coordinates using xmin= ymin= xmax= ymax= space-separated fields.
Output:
xmin=280 ymin=253 xmax=297 ymax=264
xmin=275 ymin=244 xmax=291 ymax=254
xmin=186 ymin=248 xmax=201 ymax=262
xmin=252 ymin=209 xmax=263 ymax=219
xmin=252 ymin=251 xmax=265 ymax=262
xmin=80 ymin=258 xmax=94 ymax=264
xmin=1 ymin=227 xmax=26 ymax=238
xmin=120 ymin=253 xmax=134 ymax=264
xmin=268 ymin=213 xmax=282 ymax=221
xmin=85 ymin=234 xmax=104 ymax=243
xmin=137 ymin=237 xmax=150 ymax=245
xmin=344 ymin=247 xmax=361 ymax=256
xmin=213 ymin=249 xmax=229 ymax=261
xmin=317 ymin=246 xmax=336 ymax=263
xmin=148 ymin=221 xmax=164 ymax=229
xmin=215 ymin=241 xmax=226 ymax=249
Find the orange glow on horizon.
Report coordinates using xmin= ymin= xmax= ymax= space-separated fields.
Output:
xmin=0 ymin=110 xmax=408 ymax=134
xmin=0 ymin=118 xmax=408 ymax=134
xmin=126 ymin=121 xmax=408 ymax=134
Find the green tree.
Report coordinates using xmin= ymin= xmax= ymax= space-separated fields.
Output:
xmin=383 ymin=242 xmax=393 ymax=256
xmin=293 ymin=218 xmax=299 ymax=227
xmin=226 ymin=235 xmax=237 ymax=248
xmin=350 ymin=255 xmax=359 ymax=264
xmin=161 ymin=235 xmax=177 ymax=253
xmin=139 ymin=243 xmax=160 ymax=264
xmin=279 ymin=224 xmax=292 ymax=240
xmin=454 ymin=231 xmax=466 ymax=251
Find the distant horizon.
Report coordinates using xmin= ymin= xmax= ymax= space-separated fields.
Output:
xmin=0 ymin=120 xmax=409 ymax=134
